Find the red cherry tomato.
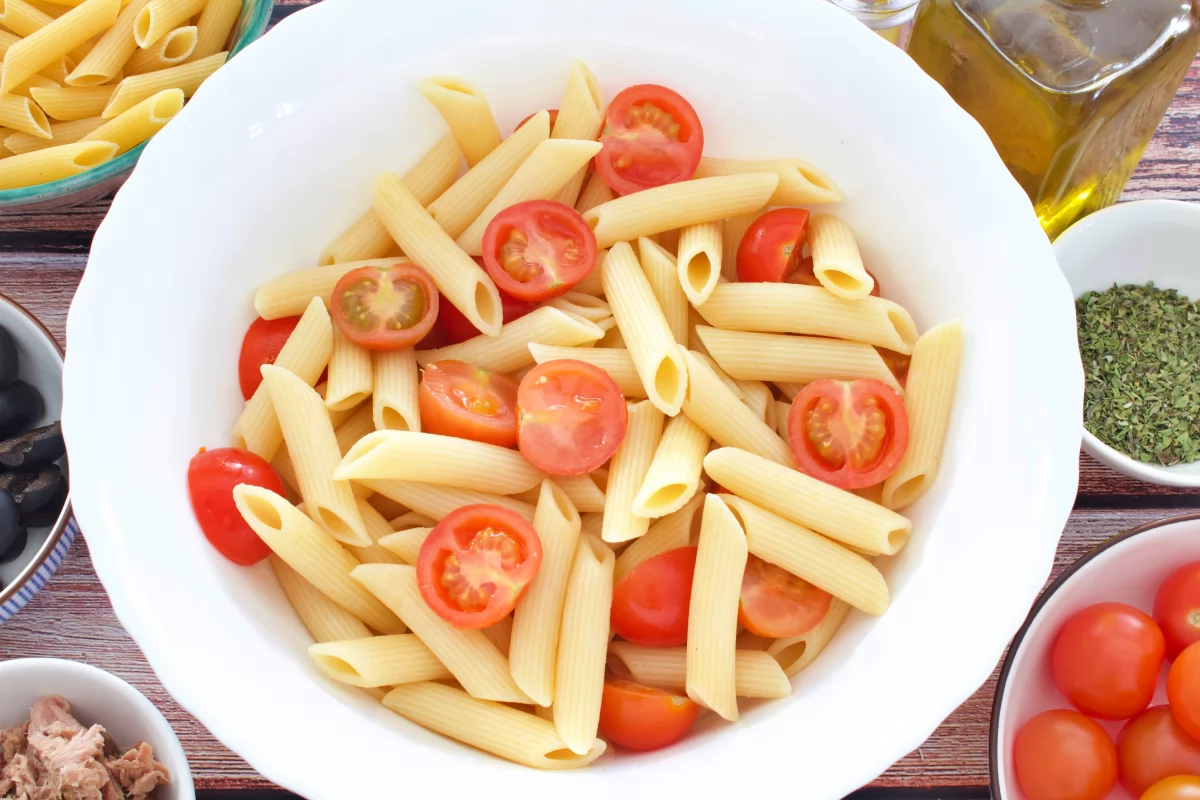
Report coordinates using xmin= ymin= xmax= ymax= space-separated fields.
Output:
xmin=515 ymin=109 xmax=558 ymax=132
xmin=1142 ymin=776 xmax=1200 ymax=800
xmin=331 ymin=263 xmax=439 ymax=351
xmin=594 ymin=84 xmax=704 ymax=196
xmin=1117 ymin=706 xmax=1200 ymax=797
xmin=738 ymin=554 xmax=832 ymax=638
xmin=237 ymin=316 xmax=300 ymax=400
xmin=788 ymin=379 xmax=910 ymax=490
xmin=419 ymin=360 xmax=520 ymax=448
xmin=1156 ymin=561 xmax=1200 ymax=658
xmin=516 ymin=359 xmax=627 ymax=476
xmin=437 ymin=279 xmax=536 ymax=345
xmin=1169 ymin=641 xmax=1200 ymax=741
xmin=1052 ymin=602 xmax=1165 ymax=720
xmin=736 ymin=208 xmax=810 ymax=283
xmin=187 ymin=447 xmax=285 ymax=566
xmin=1013 ymin=709 xmax=1118 ymax=800
xmin=415 ymin=504 xmax=542 ymax=629
xmin=480 ymin=200 xmax=597 ymax=302
xmin=610 ymin=547 xmax=696 ymax=646
xmin=598 ymin=679 xmax=700 ymax=751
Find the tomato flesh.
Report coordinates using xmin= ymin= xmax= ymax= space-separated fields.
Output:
xmin=788 ymin=379 xmax=909 ymax=490
xmin=188 ymin=447 xmax=285 ymax=566
xmin=738 ymin=554 xmax=832 ymax=638
xmin=736 ymin=208 xmax=810 ymax=283
xmin=1052 ymin=602 xmax=1165 ymax=720
xmin=332 ymin=263 xmax=439 ymax=351
xmin=1155 ymin=561 xmax=1200 ymax=658
xmin=1142 ymin=776 xmax=1200 ymax=800
xmin=416 ymin=504 xmax=542 ymax=629
xmin=419 ymin=360 xmax=520 ymax=448
xmin=481 ymin=200 xmax=597 ymax=302
xmin=437 ymin=279 xmax=536 ymax=345
xmin=611 ymin=547 xmax=696 ymax=646
xmin=1117 ymin=705 xmax=1200 ymax=797
xmin=517 ymin=359 xmax=627 ymax=476
xmin=1168 ymin=641 xmax=1200 ymax=742
xmin=598 ymin=679 xmax=700 ymax=751
xmin=1013 ymin=709 xmax=1118 ymax=800
xmin=594 ymin=84 xmax=704 ymax=195
xmin=238 ymin=316 xmax=301 ymax=400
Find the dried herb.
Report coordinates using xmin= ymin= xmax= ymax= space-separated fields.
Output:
xmin=1077 ymin=282 xmax=1200 ymax=466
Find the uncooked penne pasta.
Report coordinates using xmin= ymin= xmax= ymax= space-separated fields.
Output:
xmin=309 ymin=635 xmax=451 ymax=688
xmin=581 ymin=173 xmax=779 ymax=249
xmin=371 ymin=348 xmax=419 ymax=432
xmin=550 ymin=58 xmax=603 ymax=207
xmin=3 ymin=116 xmax=103 ymax=155
xmin=638 ymin=237 xmax=688 ymax=347
xmin=686 ymin=494 xmax=747 ymax=721
xmin=767 ymin=597 xmax=851 ymax=677
xmin=0 ymin=94 xmax=51 ymax=139
xmin=552 ymin=472 xmax=606 ymax=514
xmin=808 ymin=214 xmax=873 ymax=299
xmin=189 ymin=0 xmax=239 ymax=61
xmin=382 ymin=683 xmax=605 ymax=770
xmin=65 ymin=0 xmax=149 ymax=85
xmin=417 ymin=76 xmax=502 ymax=168
xmin=254 ymin=259 xmax=402 ymax=320
xmin=101 ymin=51 xmax=225 ymax=117
xmin=693 ymin=156 xmax=843 ymax=206
xmin=79 ymin=86 xmax=182 ymax=154
xmin=358 ymin=478 xmax=535 ymax=524
xmin=0 ymin=0 xmax=54 ymax=38
xmin=30 ymin=84 xmax=113 ymax=120
xmin=0 ymin=139 xmax=115 ymax=188
xmin=632 ymin=414 xmax=708 ymax=519
xmin=602 ymin=241 xmax=687 ymax=415
xmin=325 ymin=327 xmax=372 ymax=412
xmin=554 ymin=535 xmax=615 ymax=754
xmin=417 ymin=307 xmax=603 ymax=374
xmin=234 ymin=486 xmax=404 ymax=634
xmin=720 ymin=210 xmax=762 ymax=282
xmin=353 ymin=564 xmax=530 ymax=703
xmin=123 ymin=24 xmax=197 ymax=75
xmin=609 ymin=643 xmax=791 ymax=699
xmin=882 ymin=320 xmax=963 ymax=510
xmin=722 ymin=495 xmax=889 ymax=616
xmin=613 ymin=492 xmax=703 ymax=585
xmin=698 ymin=282 xmax=918 ymax=354
xmin=676 ymin=222 xmax=723 ymax=306
xmin=574 ymin=169 xmax=612 ymax=215
xmin=345 ymin=497 xmax=406 ymax=566
xmin=9 ymin=73 xmax=59 ymax=103
xmin=133 ymin=0 xmax=205 ymax=48
xmin=0 ymin=0 xmax=119 ymax=94
xmin=602 ymin=400 xmax=664 ymax=543
xmin=270 ymin=555 xmax=371 ymax=643
xmin=528 ymin=343 xmax=645 ymax=398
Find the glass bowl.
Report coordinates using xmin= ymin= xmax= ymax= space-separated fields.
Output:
xmin=0 ymin=0 xmax=274 ymax=214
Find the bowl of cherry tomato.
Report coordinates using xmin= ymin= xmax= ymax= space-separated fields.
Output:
xmin=992 ymin=513 xmax=1200 ymax=800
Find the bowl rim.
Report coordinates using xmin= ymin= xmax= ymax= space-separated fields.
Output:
xmin=0 ymin=290 xmax=74 ymax=612
xmin=988 ymin=510 xmax=1200 ymax=795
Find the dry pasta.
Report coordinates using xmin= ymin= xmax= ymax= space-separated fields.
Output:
xmin=1 ymin=0 xmax=120 ymax=94
xmin=64 ymin=0 xmax=148 ymax=85
xmin=79 ymin=86 xmax=182 ymax=153
xmin=102 ymin=51 xmax=225 ymax=117
xmin=189 ymin=0 xmax=238 ymax=61
xmin=123 ymin=24 xmax=196 ymax=75
xmin=0 ymin=139 xmax=114 ymax=188
xmin=30 ymin=84 xmax=113 ymax=120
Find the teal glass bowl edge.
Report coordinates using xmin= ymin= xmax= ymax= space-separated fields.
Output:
xmin=0 ymin=0 xmax=275 ymax=212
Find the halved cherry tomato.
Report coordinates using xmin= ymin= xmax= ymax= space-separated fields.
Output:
xmin=331 ymin=263 xmax=439 ymax=350
xmin=481 ymin=200 xmax=596 ymax=301
xmin=598 ymin=679 xmax=700 ymax=751
xmin=1156 ymin=561 xmax=1200 ymax=658
xmin=736 ymin=208 xmax=810 ymax=283
xmin=438 ymin=279 xmax=536 ymax=345
xmin=1117 ymin=706 xmax=1200 ymax=797
xmin=188 ymin=447 xmax=284 ymax=566
xmin=738 ymin=554 xmax=832 ymax=638
xmin=788 ymin=379 xmax=909 ymax=490
xmin=237 ymin=316 xmax=300 ymax=400
xmin=611 ymin=547 xmax=696 ymax=646
xmin=1168 ymin=642 xmax=1200 ymax=741
xmin=516 ymin=109 xmax=558 ymax=132
xmin=594 ymin=84 xmax=704 ymax=196
xmin=419 ymin=361 xmax=520 ymax=448
xmin=516 ymin=359 xmax=627 ymax=475
xmin=1052 ymin=602 xmax=1165 ymax=720
xmin=416 ymin=504 xmax=541 ymax=629
xmin=1142 ymin=776 xmax=1200 ymax=800
xmin=1013 ymin=709 xmax=1118 ymax=800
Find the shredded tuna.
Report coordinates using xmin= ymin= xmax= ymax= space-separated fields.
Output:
xmin=105 ymin=745 xmax=168 ymax=800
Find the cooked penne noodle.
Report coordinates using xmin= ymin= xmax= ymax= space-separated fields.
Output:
xmin=676 ymin=221 xmax=723 ymax=306
xmin=510 ymin=480 xmax=582 ymax=706
xmin=377 ymin=526 xmax=432 ymax=564
xmin=3 ymin=116 xmax=103 ymax=155
xmin=722 ymin=495 xmax=889 ymax=616
xmin=549 ymin=58 xmax=603 ymax=207
xmin=417 ymin=76 xmax=502 ymax=168
xmin=637 ymin=237 xmax=688 ymax=347
xmin=808 ymin=214 xmax=873 ymax=299
xmin=546 ymin=292 xmax=610 ymax=324
xmin=353 ymin=564 xmax=530 ymax=703
xmin=64 ymin=0 xmax=142 ymax=85
xmin=527 ymin=343 xmax=645 ymax=398
xmin=698 ymin=282 xmax=918 ymax=354
xmin=602 ymin=400 xmax=664 ymax=543
xmin=30 ymin=84 xmax=112 ymax=120
xmin=371 ymin=347 xmax=419 ymax=432
xmin=417 ymin=306 xmax=603 ymax=374
xmin=0 ymin=0 xmax=119 ymax=94
xmin=686 ymin=494 xmax=747 ymax=721
xmin=388 ymin=511 xmax=436 ymax=529
xmin=0 ymin=94 xmax=51 ymax=138
xmin=574 ymin=169 xmax=612 ymax=215
xmin=270 ymin=444 xmax=300 ymax=498
xmin=552 ymin=472 xmax=606 ymax=514
xmin=720 ymin=210 xmax=762 ymax=282
xmin=571 ymin=246 xmax=606 ymax=296
xmin=705 ymin=447 xmax=911 ymax=556
xmin=335 ymin=430 xmax=544 ymax=495
xmin=373 ymin=172 xmax=502 ymax=336
xmin=602 ymin=241 xmax=687 ymax=415
xmin=773 ymin=399 xmax=791 ymax=440
xmin=254 ymin=259 xmax=401 ymax=320
xmin=0 ymin=138 xmax=114 ymax=188
xmin=234 ymin=486 xmax=404 ymax=634
xmin=382 ymin=683 xmax=605 ymax=770
xmin=609 ymin=643 xmax=791 ymax=699
xmin=345 ymin=497 xmax=406 ymax=566
xmin=189 ymin=0 xmax=238 ymax=61
xmin=358 ymin=478 xmax=535 ymax=524
xmin=632 ymin=414 xmax=708 ymax=519
xmin=554 ymin=535 xmax=615 ymax=754
xmin=693 ymin=156 xmax=843 ymax=205
xmin=882 ymin=320 xmax=963 ymax=510
xmin=309 ymin=635 xmax=451 ymax=688
xmin=767 ymin=597 xmax=851 ymax=677
xmin=738 ymin=379 xmax=771 ymax=423
xmin=693 ymin=350 xmax=744 ymax=400
xmin=455 ymin=138 xmax=602 ymax=255
xmin=694 ymin=326 xmax=902 ymax=392
xmin=123 ymin=24 xmax=196 ymax=74
xmin=482 ymin=615 xmax=513 ymax=657
xmin=270 ymin=555 xmax=372 ymax=643
xmin=79 ymin=86 xmax=182 ymax=153
xmin=613 ymin=492 xmax=703 ymax=585
xmin=324 ymin=327 xmax=372 ymax=412
xmin=133 ymin=0 xmax=204 ymax=47
xmin=581 ymin=173 xmax=779 ymax=249
xmin=579 ymin=511 xmax=603 ymax=540
xmin=653 ymin=228 xmax=680 ymax=255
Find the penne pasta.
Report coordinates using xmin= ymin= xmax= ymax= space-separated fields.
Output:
xmin=417 ymin=76 xmax=502 ymax=168
xmin=546 ymin=292 xmax=610 ymax=324
xmin=377 ymin=526 xmax=432 ymax=564
xmin=738 ymin=379 xmax=772 ymax=423
xmin=574 ymin=169 xmax=612 ymax=215
xmin=309 ymin=635 xmax=451 ymax=688
xmin=79 ymin=86 xmax=182 ymax=153
xmin=808 ymin=214 xmax=874 ymax=299
xmin=270 ymin=555 xmax=371 ymax=643
xmin=527 ymin=343 xmax=645 ymax=398
xmin=417 ymin=306 xmax=604 ymax=374
xmin=0 ymin=94 xmax=51 ymax=139
xmin=549 ymin=59 xmax=603 ymax=207
xmin=637 ymin=237 xmax=688 ymax=347
xmin=358 ymin=478 xmax=535 ymax=524
xmin=720 ymin=210 xmax=762 ymax=282
xmin=101 ymin=51 xmax=225 ymax=116
xmin=254 ymin=259 xmax=403 ymax=320
xmin=371 ymin=347 xmax=420 ymax=432
xmin=632 ymin=413 xmax=708 ymax=519
xmin=123 ymin=24 xmax=196 ymax=75
xmin=324 ymin=326 xmax=372 ymax=412
xmin=602 ymin=400 xmax=664 ymax=543
xmin=653 ymin=228 xmax=680 ymax=255
xmin=0 ymin=0 xmax=120 ymax=94
xmin=29 ymin=84 xmax=113 ymax=120
xmin=767 ymin=597 xmax=852 ymax=677
xmin=609 ymin=643 xmax=791 ymax=699
xmin=693 ymin=156 xmax=843 ymax=206
xmin=133 ymin=0 xmax=204 ymax=48
xmin=189 ymin=0 xmax=238 ymax=61
xmin=482 ymin=615 xmax=513 ymax=657
xmin=551 ymin=472 xmax=606 ymax=514
xmin=613 ymin=492 xmax=703 ymax=585
xmin=2 ymin=116 xmax=102 ymax=154
xmin=389 ymin=511 xmax=436 ymax=529
xmin=0 ymin=0 xmax=55 ymax=37
xmin=344 ymin=497 xmax=406 ymax=566
xmin=773 ymin=399 xmax=792 ymax=440
xmin=0 ymin=139 xmax=114 ymax=189
xmin=676 ymin=221 xmax=723 ymax=306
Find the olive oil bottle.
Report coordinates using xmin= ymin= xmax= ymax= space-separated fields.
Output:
xmin=906 ymin=0 xmax=1200 ymax=238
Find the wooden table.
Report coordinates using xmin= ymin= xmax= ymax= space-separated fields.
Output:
xmin=3 ymin=5 xmax=1200 ymax=795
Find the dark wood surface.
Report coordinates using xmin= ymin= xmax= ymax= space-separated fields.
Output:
xmin=3 ymin=4 xmax=1200 ymax=795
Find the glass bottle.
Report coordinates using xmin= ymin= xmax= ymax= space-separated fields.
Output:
xmin=827 ymin=0 xmax=920 ymax=46
xmin=906 ymin=0 xmax=1200 ymax=239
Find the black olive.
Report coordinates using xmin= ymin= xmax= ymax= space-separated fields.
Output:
xmin=0 ymin=381 xmax=42 ymax=439
xmin=0 ymin=466 xmax=61 ymax=512
xmin=0 ymin=421 xmax=64 ymax=469
xmin=0 ymin=488 xmax=20 ymax=557
xmin=0 ymin=525 xmax=27 ymax=565
xmin=20 ymin=481 xmax=67 ymax=528
xmin=0 ymin=327 xmax=17 ymax=389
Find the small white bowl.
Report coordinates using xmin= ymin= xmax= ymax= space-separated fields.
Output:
xmin=1054 ymin=199 xmax=1200 ymax=487
xmin=0 ymin=658 xmax=194 ymax=800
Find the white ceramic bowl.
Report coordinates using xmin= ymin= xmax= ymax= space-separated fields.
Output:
xmin=62 ymin=0 xmax=1083 ymax=797
xmin=1054 ymin=199 xmax=1200 ymax=487
xmin=0 ymin=658 xmax=194 ymax=799
xmin=990 ymin=513 xmax=1200 ymax=799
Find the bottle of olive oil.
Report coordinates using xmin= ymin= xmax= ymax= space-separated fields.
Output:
xmin=906 ymin=0 xmax=1200 ymax=239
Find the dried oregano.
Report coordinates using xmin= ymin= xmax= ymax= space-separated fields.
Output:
xmin=1077 ymin=282 xmax=1200 ymax=466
